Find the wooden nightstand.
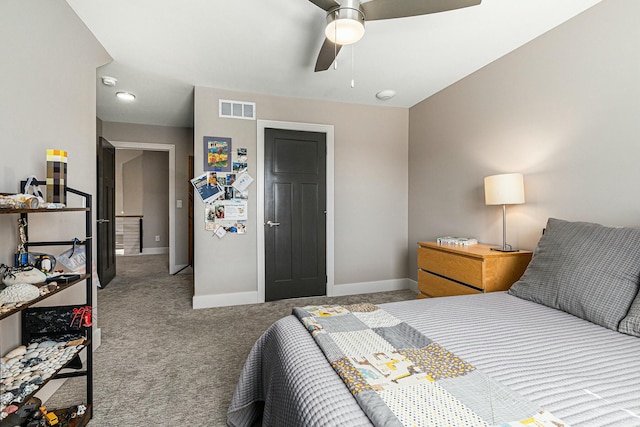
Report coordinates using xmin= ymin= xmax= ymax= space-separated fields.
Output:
xmin=417 ymin=241 xmax=532 ymax=298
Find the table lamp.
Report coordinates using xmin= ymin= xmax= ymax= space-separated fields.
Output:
xmin=484 ymin=173 xmax=525 ymax=252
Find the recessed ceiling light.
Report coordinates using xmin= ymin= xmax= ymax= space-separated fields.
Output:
xmin=101 ymin=76 xmax=117 ymax=87
xmin=116 ymin=91 xmax=136 ymax=101
xmin=375 ymin=90 xmax=396 ymax=101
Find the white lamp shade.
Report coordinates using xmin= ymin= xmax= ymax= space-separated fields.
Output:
xmin=484 ymin=173 xmax=525 ymax=205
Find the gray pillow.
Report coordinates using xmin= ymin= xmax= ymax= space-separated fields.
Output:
xmin=508 ymin=218 xmax=640 ymax=331
xmin=619 ymin=293 xmax=640 ymax=337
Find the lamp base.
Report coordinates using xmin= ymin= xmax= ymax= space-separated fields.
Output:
xmin=490 ymin=246 xmax=520 ymax=253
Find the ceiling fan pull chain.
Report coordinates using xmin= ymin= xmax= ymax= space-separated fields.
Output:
xmin=351 ymin=45 xmax=355 ymax=88
xmin=334 ymin=12 xmax=338 ymax=70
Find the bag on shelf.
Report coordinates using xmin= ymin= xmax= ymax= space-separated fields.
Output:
xmin=55 ymin=243 xmax=102 ymax=288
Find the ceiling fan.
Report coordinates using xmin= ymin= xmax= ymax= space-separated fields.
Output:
xmin=309 ymin=0 xmax=482 ymax=71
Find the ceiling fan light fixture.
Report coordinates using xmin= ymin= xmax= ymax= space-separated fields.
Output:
xmin=325 ymin=6 xmax=365 ymax=45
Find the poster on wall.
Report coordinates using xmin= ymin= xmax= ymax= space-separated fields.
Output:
xmin=232 ymin=171 xmax=254 ymax=192
xmin=205 ymin=199 xmax=248 ymax=236
xmin=233 ymin=161 xmax=247 ymax=172
xmin=191 ymin=172 xmax=224 ymax=203
xmin=203 ymin=136 xmax=232 ymax=172
xmin=203 ymin=146 xmax=250 ymax=238
xmin=214 ymin=199 xmax=248 ymax=221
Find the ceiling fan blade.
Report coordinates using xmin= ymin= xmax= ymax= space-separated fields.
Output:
xmin=308 ymin=0 xmax=340 ymax=12
xmin=314 ymin=38 xmax=343 ymax=72
xmin=362 ymin=0 xmax=481 ymax=21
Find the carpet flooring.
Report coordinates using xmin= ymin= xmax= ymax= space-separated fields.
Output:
xmin=45 ymin=254 xmax=416 ymax=426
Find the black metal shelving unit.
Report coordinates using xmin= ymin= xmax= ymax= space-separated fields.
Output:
xmin=0 ymin=182 xmax=93 ymax=426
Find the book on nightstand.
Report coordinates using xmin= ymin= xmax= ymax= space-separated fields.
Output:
xmin=436 ymin=237 xmax=478 ymax=246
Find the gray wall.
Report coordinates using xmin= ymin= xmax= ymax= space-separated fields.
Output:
xmin=120 ymin=152 xmax=143 ymax=215
xmin=142 ymin=151 xmax=170 ymax=249
xmin=194 ymin=87 xmax=409 ymax=302
xmin=0 ymin=0 xmax=109 ymax=346
xmin=100 ymin=121 xmax=193 ymax=265
xmin=115 ymin=149 xmax=143 ymax=214
xmin=408 ymin=0 xmax=640 ymax=280
xmin=2 ymin=0 xmax=634 ymax=321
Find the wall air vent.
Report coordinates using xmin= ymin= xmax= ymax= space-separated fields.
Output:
xmin=219 ymin=99 xmax=256 ymax=120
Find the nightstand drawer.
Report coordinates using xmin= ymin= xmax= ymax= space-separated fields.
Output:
xmin=416 ymin=242 xmax=532 ymax=299
xmin=418 ymin=247 xmax=484 ymax=289
xmin=418 ymin=270 xmax=482 ymax=298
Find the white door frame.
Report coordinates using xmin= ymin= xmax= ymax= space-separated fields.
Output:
xmin=257 ymin=120 xmax=335 ymax=302
xmin=110 ymin=141 xmax=178 ymax=274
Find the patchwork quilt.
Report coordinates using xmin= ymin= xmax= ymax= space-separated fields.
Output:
xmin=293 ymin=303 xmax=566 ymax=427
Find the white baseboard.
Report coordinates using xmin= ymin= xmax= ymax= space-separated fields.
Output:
xmin=330 ymin=278 xmax=413 ymax=296
xmin=117 ymin=247 xmax=169 ymax=256
xmin=192 ymin=278 xmax=415 ymax=309
xmin=172 ymin=264 xmax=191 ymax=275
xmin=93 ymin=327 xmax=102 ymax=350
xmin=407 ymin=278 xmax=418 ymax=293
xmin=142 ymin=246 xmax=169 ymax=255
xmin=193 ymin=291 xmax=258 ymax=309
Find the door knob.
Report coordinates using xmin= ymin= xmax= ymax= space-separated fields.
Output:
xmin=97 ymin=219 xmax=110 ymax=223
xmin=266 ymin=221 xmax=280 ymax=227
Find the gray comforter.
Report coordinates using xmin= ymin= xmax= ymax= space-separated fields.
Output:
xmin=228 ymin=292 xmax=640 ymax=426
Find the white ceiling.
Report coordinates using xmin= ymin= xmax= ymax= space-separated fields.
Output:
xmin=66 ymin=0 xmax=602 ymax=128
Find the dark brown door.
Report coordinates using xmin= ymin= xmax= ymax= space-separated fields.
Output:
xmin=264 ymin=128 xmax=326 ymax=301
xmin=188 ymin=155 xmax=194 ymax=267
xmin=97 ymin=137 xmax=116 ymax=287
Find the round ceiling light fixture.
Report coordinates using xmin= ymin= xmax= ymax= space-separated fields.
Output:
xmin=375 ymin=90 xmax=396 ymax=101
xmin=115 ymin=91 xmax=136 ymax=102
xmin=325 ymin=2 xmax=365 ymax=45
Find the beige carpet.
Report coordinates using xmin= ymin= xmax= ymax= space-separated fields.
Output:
xmin=45 ymin=254 xmax=416 ymax=426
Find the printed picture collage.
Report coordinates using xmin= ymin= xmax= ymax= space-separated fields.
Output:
xmin=191 ymin=136 xmax=254 ymax=239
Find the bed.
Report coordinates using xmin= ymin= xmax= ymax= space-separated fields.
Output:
xmin=228 ymin=218 xmax=640 ymax=426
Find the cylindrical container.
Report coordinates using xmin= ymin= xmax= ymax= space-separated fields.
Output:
xmin=14 ymin=253 xmax=28 ymax=267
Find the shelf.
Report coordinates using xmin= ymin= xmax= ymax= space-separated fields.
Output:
xmin=51 ymin=404 xmax=92 ymax=427
xmin=0 ymin=207 xmax=89 ymax=215
xmin=0 ymin=184 xmax=93 ymax=423
xmin=0 ymin=339 xmax=88 ymax=410
xmin=0 ymin=275 xmax=89 ymax=321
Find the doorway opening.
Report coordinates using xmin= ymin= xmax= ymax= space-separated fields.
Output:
xmin=110 ymin=141 xmax=179 ymax=274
